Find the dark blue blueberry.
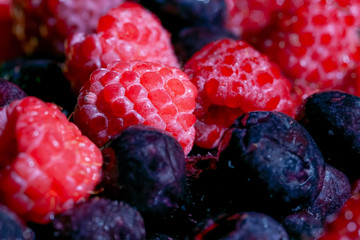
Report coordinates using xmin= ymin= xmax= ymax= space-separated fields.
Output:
xmin=0 ymin=204 xmax=34 ymax=240
xmin=282 ymin=211 xmax=324 ymax=240
xmin=52 ymin=198 xmax=145 ymax=240
xmin=100 ymin=125 xmax=190 ymax=236
xmin=0 ymin=78 xmax=27 ymax=106
xmin=138 ymin=0 xmax=226 ymax=36
xmin=0 ymin=57 xmax=77 ymax=115
xmin=217 ymin=111 xmax=325 ymax=216
xmin=307 ymin=164 xmax=351 ymax=221
xmin=190 ymin=212 xmax=289 ymax=240
xmin=174 ymin=27 xmax=238 ymax=64
xmin=296 ymin=90 xmax=360 ymax=181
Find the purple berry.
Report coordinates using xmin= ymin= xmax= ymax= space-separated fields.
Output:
xmin=282 ymin=211 xmax=324 ymax=240
xmin=0 ymin=78 xmax=27 ymax=106
xmin=296 ymin=90 xmax=360 ymax=181
xmin=307 ymin=164 xmax=351 ymax=221
xmin=191 ymin=212 xmax=289 ymax=240
xmin=100 ymin=124 xmax=188 ymax=236
xmin=52 ymin=198 xmax=145 ymax=240
xmin=217 ymin=111 xmax=325 ymax=216
xmin=0 ymin=204 xmax=34 ymax=240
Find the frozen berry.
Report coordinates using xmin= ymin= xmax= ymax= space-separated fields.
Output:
xmin=307 ymin=164 xmax=351 ymax=221
xmin=296 ymin=90 xmax=360 ymax=180
xmin=0 ymin=97 xmax=103 ymax=223
xmin=101 ymin=125 xmax=186 ymax=217
xmin=184 ymin=38 xmax=297 ymax=149
xmin=282 ymin=211 xmax=324 ymax=240
xmin=191 ymin=212 xmax=289 ymax=240
xmin=0 ymin=204 xmax=34 ymax=240
xmin=252 ymin=1 xmax=360 ymax=99
xmin=64 ymin=2 xmax=179 ymax=94
xmin=217 ymin=111 xmax=325 ymax=216
xmin=11 ymin=0 xmax=125 ymax=56
xmin=0 ymin=58 xmax=77 ymax=115
xmin=52 ymin=198 xmax=145 ymax=240
xmin=0 ymin=78 xmax=27 ymax=106
xmin=73 ymin=60 xmax=197 ymax=154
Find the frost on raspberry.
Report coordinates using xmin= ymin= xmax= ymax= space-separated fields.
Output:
xmin=64 ymin=2 xmax=179 ymax=94
xmin=73 ymin=60 xmax=197 ymax=155
xmin=0 ymin=97 xmax=103 ymax=224
xmin=252 ymin=0 xmax=360 ymax=100
xmin=184 ymin=38 xmax=297 ymax=149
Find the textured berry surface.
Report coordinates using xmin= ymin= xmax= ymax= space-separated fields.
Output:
xmin=184 ymin=38 xmax=297 ymax=149
xmin=64 ymin=2 xmax=179 ymax=94
xmin=296 ymin=90 xmax=360 ymax=181
xmin=52 ymin=198 xmax=146 ymax=240
xmin=73 ymin=60 xmax=197 ymax=154
xmin=191 ymin=212 xmax=289 ymax=240
xmin=11 ymin=0 xmax=125 ymax=56
xmin=0 ymin=78 xmax=27 ymax=106
xmin=0 ymin=97 xmax=103 ymax=223
xmin=282 ymin=211 xmax=324 ymax=240
xmin=0 ymin=204 xmax=34 ymax=240
xmin=319 ymin=193 xmax=360 ymax=239
xmin=307 ymin=164 xmax=351 ymax=221
xmin=0 ymin=58 xmax=77 ymax=115
xmin=101 ymin=125 xmax=186 ymax=215
xmin=253 ymin=0 xmax=360 ymax=99
xmin=217 ymin=111 xmax=325 ymax=215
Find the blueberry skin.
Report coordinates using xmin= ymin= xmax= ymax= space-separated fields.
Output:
xmin=0 ymin=205 xmax=34 ymax=240
xmin=218 ymin=111 xmax=325 ymax=215
xmin=191 ymin=212 xmax=289 ymax=240
xmin=282 ymin=211 xmax=324 ymax=240
xmin=296 ymin=90 xmax=360 ymax=181
xmin=0 ymin=78 xmax=27 ymax=106
xmin=106 ymin=125 xmax=186 ymax=217
xmin=307 ymin=164 xmax=351 ymax=221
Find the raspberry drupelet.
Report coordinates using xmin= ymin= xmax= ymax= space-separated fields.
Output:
xmin=184 ymin=38 xmax=297 ymax=149
xmin=0 ymin=97 xmax=103 ymax=224
xmin=73 ymin=60 xmax=197 ymax=155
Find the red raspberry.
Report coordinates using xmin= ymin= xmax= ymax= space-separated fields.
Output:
xmin=64 ymin=2 xmax=179 ymax=94
xmin=0 ymin=97 xmax=103 ymax=224
xmin=319 ymin=193 xmax=360 ymax=239
xmin=184 ymin=38 xmax=297 ymax=149
xmin=11 ymin=0 xmax=125 ymax=56
xmin=0 ymin=0 xmax=23 ymax=61
xmin=73 ymin=60 xmax=197 ymax=155
xmin=252 ymin=0 xmax=360 ymax=100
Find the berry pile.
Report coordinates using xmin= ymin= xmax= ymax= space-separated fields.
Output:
xmin=2 ymin=0 xmax=360 ymax=239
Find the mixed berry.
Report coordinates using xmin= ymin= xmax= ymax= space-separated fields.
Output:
xmin=2 ymin=0 xmax=360 ymax=239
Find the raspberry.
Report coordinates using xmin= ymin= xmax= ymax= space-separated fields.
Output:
xmin=64 ymin=2 xmax=180 ymax=94
xmin=319 ymin=193 xmax=360 ymax=239
xmin=11 ymin=0 xmax=125 ymax=56
xmin=253 ymin=0 xmax=360 ymax=100
xmin=73 ymin=60 xmax=197 ymax=155
xmin=184 ymin=38 xmax=297 ymax=149
xmin=0 ymin=97 xmax=103 ymax=224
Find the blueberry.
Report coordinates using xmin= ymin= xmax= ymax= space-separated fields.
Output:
xmin=0 ymin=204 xmax=34 ymax=240
xmin=282 ymin=211 xmax=324 ymax=240
xmin=296 ymin=90 xmax=360 ymax=181
xmin=307 ymin=164 xmax=351 ymax=221
xmin=138 ymin=0 xmax=226 ymax=36
xmin=174 ymin=27 xmax=238 ymax=64
xmin=217 ymin=111 xmax=325 ymax=216
xmin=190 ymin=212 xmax=289 ymax=240
xmin=0 ymin=57 xmax=77 ymax=115
xmin=100 ymin=124 xmax=188 ymax=235
xmin=52 ymin=198 xmax=145 ymax=240
xmin=0 ymin=78 xmax=27 ymax=106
